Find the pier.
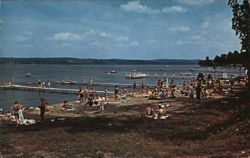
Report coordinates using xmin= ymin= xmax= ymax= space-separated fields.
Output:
xmin=0 ymin=85 xmax=114 ymax=94
xmin=56 ymin=81 xmax=134 ymax=88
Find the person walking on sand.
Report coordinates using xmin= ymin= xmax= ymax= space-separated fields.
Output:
xmin=39 ymin=98 xmax=47 ymax=121
xmin=11 ymin=101 xmax=23 ymax=126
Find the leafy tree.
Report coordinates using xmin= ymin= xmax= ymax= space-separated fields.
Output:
xmin=228 ymin=0 xmax=249 ymax=115
xmin=228 ymin=0 xmax=250 ymax=70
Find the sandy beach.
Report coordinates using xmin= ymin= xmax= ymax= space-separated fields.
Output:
xmin=0 ymin=77 xmax=249 ymax=157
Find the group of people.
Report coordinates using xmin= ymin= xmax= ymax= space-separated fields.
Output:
xmin=38 ymin=80 xmax=51 ymax=88
xmin=145 ymin=104 xmax=169 ymax=119
xmin=77 ymin=87 xmax=106 ymax=111
xmin=10 ymin=97 xmax=48 ymax=126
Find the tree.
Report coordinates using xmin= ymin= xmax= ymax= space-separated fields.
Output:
xmin=228 ymin=0 xmax=249 ymax=116
xmin=228 ymin=0 xmax=250 ymax=71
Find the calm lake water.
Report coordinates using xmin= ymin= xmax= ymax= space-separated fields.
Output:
xmin=0 ymin=64 xmax=243 ymax=111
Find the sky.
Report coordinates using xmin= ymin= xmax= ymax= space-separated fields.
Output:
xmin=0 ymin=0 xmax=241 ymax=59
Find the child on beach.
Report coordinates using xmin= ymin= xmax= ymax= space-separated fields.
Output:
xmin=60 ymin=100 xmax=68 ymax=111
xmin=98 ymin=96 xmax=105 ymax=112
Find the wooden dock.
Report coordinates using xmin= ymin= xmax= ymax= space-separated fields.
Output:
xmin=55 ymin=81 xmax=155 ymax=88
xmin=0 ymin=85 xmax=114 ymax=94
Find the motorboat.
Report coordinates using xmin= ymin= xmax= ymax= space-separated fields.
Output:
xmin=25 ymin=73 xmax=32 ymax=77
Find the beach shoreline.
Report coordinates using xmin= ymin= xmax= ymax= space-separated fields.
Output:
xmin=1 ymin=76 xmax=249 ymax=157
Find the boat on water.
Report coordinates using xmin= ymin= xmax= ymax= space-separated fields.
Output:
xmin=25 ymin=73 xmax=32 ymax=77
xmin=125 ymin=72 xmax=147 ymax=79
xmin=105 ymin=70 xmax=117 ymax=74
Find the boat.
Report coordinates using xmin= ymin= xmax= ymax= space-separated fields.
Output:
xmin=25 ymin=73 xmax=32 ymax=77
xmin=110 ymin=70 xmax=117 ymax=73
xmin=105 ymin=70 xmax=117 ymax=74
xmin=125 ymin=72 xmax=147 ymax=79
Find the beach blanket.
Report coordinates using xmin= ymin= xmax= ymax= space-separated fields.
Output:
xmin=23 ymin=119 xmax=36 ymax=125
xmin=66 ymin=108 xmax=76 ymax=112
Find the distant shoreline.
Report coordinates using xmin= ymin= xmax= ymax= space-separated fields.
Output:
xmin=0 ymin=58 xmax=200 ymax=65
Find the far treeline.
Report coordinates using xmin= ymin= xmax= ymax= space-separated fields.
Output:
xmin=0 ymin=58 xmax=199 ymax=65
xmin=199 ymin=50 xmax=244 ymax=67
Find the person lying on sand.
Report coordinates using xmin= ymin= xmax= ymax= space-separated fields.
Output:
xmin=145 ymin=105 xmax=154 ymax=117
xmin=60 ymin=100 xmax=68 ymax=111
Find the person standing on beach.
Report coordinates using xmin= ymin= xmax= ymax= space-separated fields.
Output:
xmin=78 ymin=87 xmax=82 ymax=101
xmin=133 ymin=81 xmax=137 ymax=93
xmin=11 ymin=101 xmax=23 ymax=126
xmin=104 ymin=88 xmax=108 ymax=101
xmin=196 ymin=81 xmax=202 ymax=103
xmin=79 ymin=90 xmax=84 ymax=104
xmin=114 ymin=85 xmax=119 ymax=102
xmin=140 ymin=82 xmax=145 ymax=94
xmin=189 ymin=83 xmax=194 ymax=102
xmin=48 ymin=81 xmax=51 ymax=88
xmin=39 ymin=98 xmax=47 ymax=121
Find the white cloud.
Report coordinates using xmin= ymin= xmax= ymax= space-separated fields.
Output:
xmin=116 ymin=36 xmax=129 ymax=42
xmin=201 ymin=21 xmax=210 ymax=29
xmin=168 ymin=26 xmax=190 ymax=32
xmin=53 ymin=32 xmax=81 ymax=41
xmin=99 ymin=32 xmax=111 ymax=38
xmin=162 ymin=6 xmax=187 ymax=13
xmin=120 ymin=1 xmax=160 ymax=14
xmin=177 ymin=0 xmax=214 ymax=6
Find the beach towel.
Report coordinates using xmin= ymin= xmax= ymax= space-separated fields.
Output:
xmin=66 ymin=108 xmax=76 ymax=112
xmin=18 ymin=110 xmax=24 ymax=124
xmin=23 ymin=119 xmax=36 ymax=125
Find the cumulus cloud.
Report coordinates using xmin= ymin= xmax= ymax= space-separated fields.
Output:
xmin=168 ymin=26 xmax=190 ymax=32
xmin=99 ymin=32 xmax=111 ymax=38
xmin=120 ymin=1 xmax=187 ymax=14
xmin=162 ymin=6 xmax=187 ymax=13
xmin=177 ymin=0 xmax=214 ymax=6
xmin=120 ymin=1 xmax=160 ymax=14
xmin=53 ymin=32 xmax=81 ymax=41
xmin=116 ymin=36 xmax=128 ymax=42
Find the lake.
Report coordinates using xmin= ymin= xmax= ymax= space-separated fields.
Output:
xmin=0 ymin=64 xmax=243 ymax=111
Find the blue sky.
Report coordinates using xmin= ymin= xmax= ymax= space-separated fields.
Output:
xmin=0 ymin=0 xmax=240 ymax=59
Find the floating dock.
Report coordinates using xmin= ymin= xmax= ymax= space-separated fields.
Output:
xmin=0 ymin=85 xmax=114 ymax=94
